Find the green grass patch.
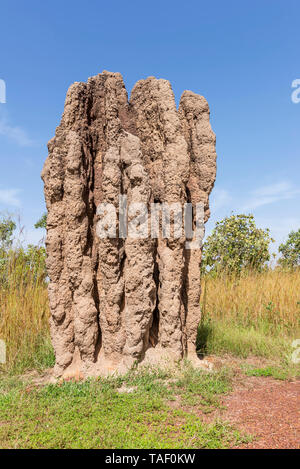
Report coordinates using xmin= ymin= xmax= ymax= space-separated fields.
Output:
xmin=0 ymin=367 xmax=248 ymax=449
xmin=197 ymin=318 xmax=295 ymax=360
xmin=171 ymin=362 xmax=232 ymax=411
xmin=4 ymin=336 xmax=55 ymax=376
xmin=243 ymin=363 xmax=299 ymax=380
xmin=244 ymin=365 xmax=287 ymax=380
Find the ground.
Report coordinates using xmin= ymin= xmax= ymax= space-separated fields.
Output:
xmin=196 ymin=366 xmax=300 ymax=449
xmin=0 ymin=356 xmax=299 ymax=449
xmin=222 ymin=377 xmax=299 ymax=449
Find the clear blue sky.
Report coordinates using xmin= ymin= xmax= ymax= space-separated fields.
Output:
xmin=0 ymin=0 xmax=299 ymax=250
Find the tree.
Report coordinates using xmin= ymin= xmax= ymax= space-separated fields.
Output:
xmin=0 ymin=215 xmax=16 ymax=252
xmin=202 ymin=214 xmax=274 ymax=274
xmin=278 ymin=229 xmax=300 ymax=268
xmin=34 ymin=213 xmax=47 ymax=230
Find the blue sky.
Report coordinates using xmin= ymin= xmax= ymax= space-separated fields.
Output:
xmin=0 ymin=0 xmax=299 ymax=251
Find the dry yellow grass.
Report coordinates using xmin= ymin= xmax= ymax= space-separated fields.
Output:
xmin=199 ymin=269 xmax=300 ymax=363
xmin=1 ymin=254 xmax=299 ymax=371
xmin=201 ymin=268 xmax=300 ymax=332
xmin=0 ymin=252 xmax=52 ymax=372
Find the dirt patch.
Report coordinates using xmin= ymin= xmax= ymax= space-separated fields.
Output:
xmin=21 ymin=368 xmax=55 ymax=386
xmin=205 ymin=353 xmax=281 ymax=371
xmin=208 ymin=376 xmax=300 ymax=449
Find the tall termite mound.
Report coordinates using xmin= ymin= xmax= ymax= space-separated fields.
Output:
xmin=42 ymin=71 xmax=217 ymax=378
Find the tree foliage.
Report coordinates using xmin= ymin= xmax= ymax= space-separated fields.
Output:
xmin=34 ymin=213 xmax=47 ymax=230
xmin=278 ymin=229 xmax=300 ymax=268
xmin=0 ymin=215 xmax=16 ymax=251
xmin=202 ymin=214 xmax=274 ymax=274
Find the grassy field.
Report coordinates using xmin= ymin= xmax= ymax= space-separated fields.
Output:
xmin=198 ymin=269 xmax=300 ymax=376
xmin=0 ymin=256 xmax=299 ymax=448
xmin=0 ymin=365 xmax=251 ymax=449
xmin=0 ymin=249 xmax=53 ymax=373
xmin=1 ymin=259 xmax=299 ymax=374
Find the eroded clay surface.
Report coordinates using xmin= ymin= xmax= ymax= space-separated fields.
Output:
xmin=42 ymin=71 xmax=217 ymax=377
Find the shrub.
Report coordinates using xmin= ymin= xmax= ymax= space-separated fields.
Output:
xmin=202 ymin=214 xmax=274 ymax=274
xmin=278 ymin=228 xmax=300 ymax=268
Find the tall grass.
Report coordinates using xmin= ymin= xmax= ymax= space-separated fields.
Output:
xmin=0 ymin=250 xmax=53 ymax=373
xmin=1 ymin=249 xmax=299 ymax=373
xmin=199 ymin=268 xmax=300 ymax=360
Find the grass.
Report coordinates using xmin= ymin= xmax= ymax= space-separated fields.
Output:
xmin=0 ymin=249 xmax=53 ymax=374
xmin=197 ymin=319 xmax=293 ymax=359
xmin=171 ymin=362 xmax=232 ymax=410
xmin=198 ymin=269 xmax=300 ymax=379
xmin=200 ymin=268 xmax=300 ymax=333
xmin=0 ymin=367 xmax=249 ymax=449
xmin=1 ymin=248 xmax=299 ymax=374
xmin=242 ymin=363 xmax=299 ymax=380
xmin=0 ymin=255 xmax=299 ymax=447
xmin=243 ymin=365 xmax=287 ymax=380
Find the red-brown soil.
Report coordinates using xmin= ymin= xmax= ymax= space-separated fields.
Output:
xmin=218 ymin=376 xmax=299 ymax=449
